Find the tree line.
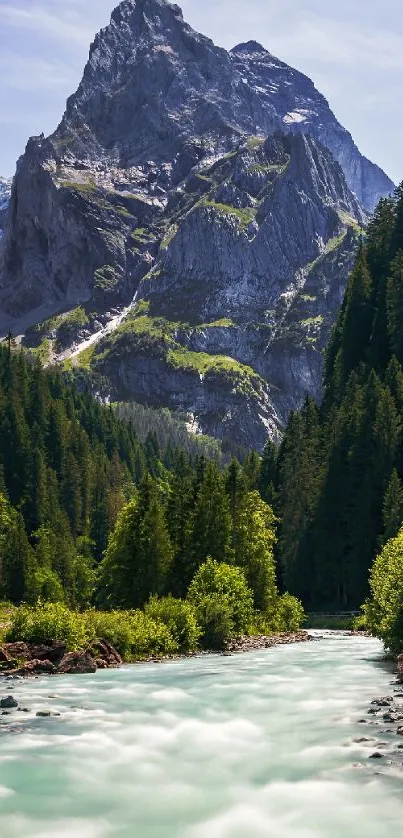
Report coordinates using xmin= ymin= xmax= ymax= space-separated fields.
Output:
xmin=269 ymin=185 xmax=403 ymax=629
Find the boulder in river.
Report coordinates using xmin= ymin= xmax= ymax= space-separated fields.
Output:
xmin=87 ymin=639 xmax=122 ymax=668
xmin=57 ymin=652 xmax=97 ymax=675
xmin=0 ymin=695 xmax=18 ymax=709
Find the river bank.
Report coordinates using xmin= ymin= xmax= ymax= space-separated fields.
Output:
xmin=0 ymin=631 xmax=311 ymax=680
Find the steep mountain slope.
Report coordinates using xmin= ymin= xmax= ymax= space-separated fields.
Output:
xmin=0 ymin=177 xmax=11 ymax=239
xmin=0 ymin=0 xmax=391 ymax=447
xmin=231 ymin=42 xmax=392 ymax=212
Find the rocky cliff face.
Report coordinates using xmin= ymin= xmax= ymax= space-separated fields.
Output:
xmin=230 ymin=42 xmax=393 ymax=212
xmin=0 ymin=177 xmax=11 ymax=239
xmin=0 ymin=0 xmax=392 ymax=448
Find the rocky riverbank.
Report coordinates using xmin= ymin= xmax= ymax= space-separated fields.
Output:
xmin=224 ymin=631 xmax=311 ymax=654
xmin=356 ymin=654 xmax=403 ymax=771
xmin=0 ymin=639 xmax=122 ymax=678
xmin=0 ymin=631 xmax=311 ymax=682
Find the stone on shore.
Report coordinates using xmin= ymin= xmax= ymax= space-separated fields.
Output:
xmin=0 ymin=638 xmax=122 ymax=677
xmin=225 ymin=632 xmax=310 ymax=654
xmin=57 ymin=652 xmax=97 ymax=675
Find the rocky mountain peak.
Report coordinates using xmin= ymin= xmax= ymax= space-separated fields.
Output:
xmin=231 ymin=41 xmax=269 ymax=56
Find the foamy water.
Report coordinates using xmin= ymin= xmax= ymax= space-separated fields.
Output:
xmin=0 ymin=634 xmax=402 ymax=837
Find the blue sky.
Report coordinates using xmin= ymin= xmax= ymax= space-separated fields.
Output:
xmin=0 ymin=0 xmax=401 ymax=182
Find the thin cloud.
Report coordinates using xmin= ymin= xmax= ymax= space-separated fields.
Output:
xmin=0 ymin=2 xmax=107 ymax=47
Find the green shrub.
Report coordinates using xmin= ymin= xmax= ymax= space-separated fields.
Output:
xmin=6 ymin=603 xmax=91 ymax=650
xmin=277 ymin=593 xmax=305 ymax=632
xmin=27 ymin=568 xmax=65 ymax=605
xmin=353 ymin=614 xmax=367 ymax=632
xmin=362 ymin=528 xmax=403 ymax=655
xmin=87 ymin=609 xmax=178 ymax=660
xmin=145 ymin=596 xmax=201 ymax=652
xmin=188 ymin=558 xmax=254 ymax=649
xmin=191 ymin=593 xmax=234 ymax=650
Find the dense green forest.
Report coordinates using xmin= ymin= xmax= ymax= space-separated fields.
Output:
xmin=271 ymin=186 xmax=403 ymax=652
xmin=0 ymin=344 xmax=301 ymax=653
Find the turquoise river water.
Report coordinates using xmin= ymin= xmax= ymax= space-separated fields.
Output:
xmin=0 ymin=633 xmax=402 ymax=838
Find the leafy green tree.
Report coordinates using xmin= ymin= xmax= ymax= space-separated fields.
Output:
xmin=363 ymin=528 xmax=403 ymax=655
xmin=145 ymin=596 xmax=201 ymax=652
xmin=235 ymin=491 xmax=278 ymax=613
xmin=188 ymin=558 xmax=254 ymax=648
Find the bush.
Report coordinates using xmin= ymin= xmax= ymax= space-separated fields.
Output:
xmin=191 ymin=593 xmax=234 ymax=650
xmin=144 ymin=596 xmax=201 ymax=653
xmin=188 ymin=558 xmax=254 ymax=649
xmin=27 ymin=568 xmax=65 ymax=605
xmin=6 ymin=602 xmax=91 ymax=650
xmin=277 ymin=593 xmax=305 ymax=632
xmin=87 ymin=610 xmax=178 ymax=659
xmin=353 ymin=614 xmax=367 ymax=632
xmin=362 ymin=529 xmax=403 ymax=655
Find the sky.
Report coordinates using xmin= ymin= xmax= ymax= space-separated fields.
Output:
xmin=0 ymin=0 xmax=402 ymax=182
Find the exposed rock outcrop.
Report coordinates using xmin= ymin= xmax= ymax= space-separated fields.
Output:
xmin=0 ymin=638 xmax=122 ymax=676
xmin=0 ymin=177 xmax=11 ymax=238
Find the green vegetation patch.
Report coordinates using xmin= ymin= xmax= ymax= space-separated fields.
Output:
xmin=94 ymin=265 xmax=120 ymax=291
xmin=200 ymin=200 xmax=256 ymax=230
xmin=300 ymin=316 xmax=324 ymax=328
xmin=246 ymin=136 xmax=266 ymax=150
xmin=131 ymin=227 xmax=157 ymax=245
xmin=337 ymin=210 xmax=363 ymax=234
xmin=247 ymin=162 xmax=289 ymax=176
xmin=167 ymin=347 xmax=262 ymax=394
xmin=60 ymin=179 xmax=97 ymax=193
xmin=63 ymin=343 xmax=97 ymax=372
xmin=197 ymin=318 xmax=234 ymax=330
xmin=32 ymin=338 xmax=54 ymax=365
xmin=161 ymin=225 xmax=179 ymax=250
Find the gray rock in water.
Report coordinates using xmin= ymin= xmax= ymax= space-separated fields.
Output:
xmin=0 ymin=695 xmax=18 ymax=709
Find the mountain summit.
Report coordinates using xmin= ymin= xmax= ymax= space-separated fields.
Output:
xmin=0 ymin=0 xmax=394 ymax=447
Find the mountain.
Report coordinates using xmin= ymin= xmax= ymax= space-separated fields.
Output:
xmin=0 ymin=0 xmax=393 ymax=448
xmin=0 ymin=177 xmax=11 ymax=238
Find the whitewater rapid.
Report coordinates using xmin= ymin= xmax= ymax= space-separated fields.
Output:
xmin=0 ymin=633 xmax=402 ymax=837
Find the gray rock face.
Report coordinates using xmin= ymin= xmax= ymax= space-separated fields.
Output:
xmin=87 ymin=132 xmax=363 ymax=446
xmin=0 ymin=0 xmax=392 ymax=448
xmin=0 ymin=177 xmax=11 ymax=239
xmin=230 ymin=42 xmax=393 ymax=212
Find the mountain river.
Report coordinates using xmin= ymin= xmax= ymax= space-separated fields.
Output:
xmin=0 ymin=633 xmax=402 ymax=837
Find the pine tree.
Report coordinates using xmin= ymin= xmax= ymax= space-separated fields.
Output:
xmin=186 ymin=461 xmax=233 ymax=586
xmin=387 ymin=251 xmax=403 ymax=364
xmin=382 ymin=470 xmax=403 ymax=544
xmin=98 ymin=477 xmax=173 ymax=609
